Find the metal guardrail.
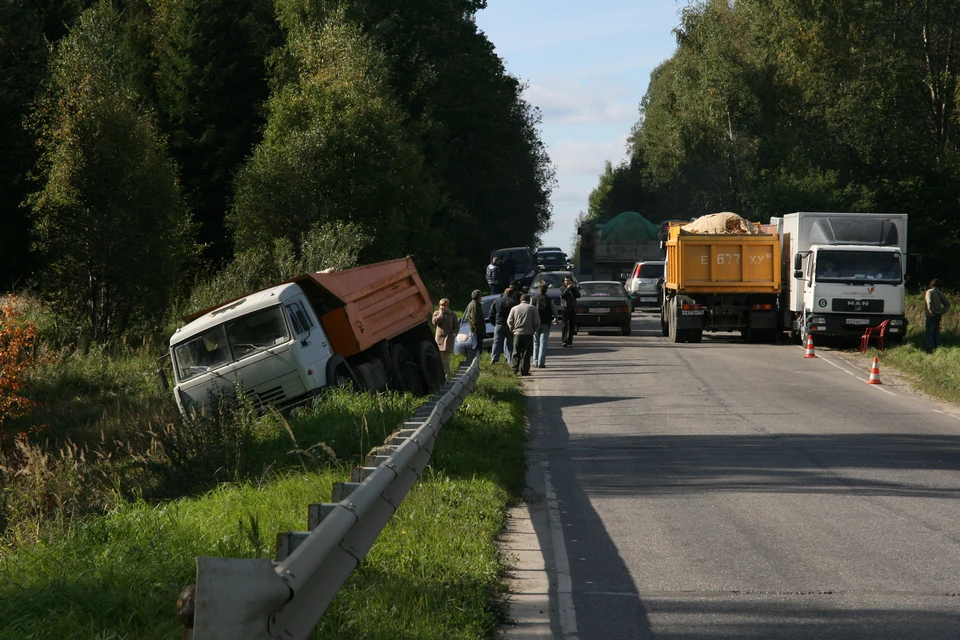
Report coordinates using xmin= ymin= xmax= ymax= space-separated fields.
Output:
xmin=179 ymin=357 xmax=481 ymax=639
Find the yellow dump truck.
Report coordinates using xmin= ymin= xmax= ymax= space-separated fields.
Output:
xmin=660 ymin=213 xmax=781 ymax=343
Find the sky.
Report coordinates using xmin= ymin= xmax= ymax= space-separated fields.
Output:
xmin=473 ymin=1 xmax=686 ymax=254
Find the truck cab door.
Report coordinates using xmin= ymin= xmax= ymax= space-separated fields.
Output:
xmin=285 ymin=299 xmax=334 ymax=388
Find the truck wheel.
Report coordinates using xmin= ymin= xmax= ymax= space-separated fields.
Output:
xmin=417 ymin=341 xmax=445 ymax=392
xmin=332 ymin=362 xmax=364 ymax=391
xmin=660 ymin=306 xmax=669 ymax=336
xmin=353 ymin=358 xmax=388 ymax=392
xmin=391 ymin=345 xmax=425 ymax=395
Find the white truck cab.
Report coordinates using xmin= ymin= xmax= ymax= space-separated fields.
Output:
xmin=169 ymin=283 xmax=334 ymax=414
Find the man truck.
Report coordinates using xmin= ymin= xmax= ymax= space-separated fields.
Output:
xmin=660 ymin=213 xmax=782 ymax=343
xmin=164 ymin=256 xmax=445 ymax=416
xmin=767 ymin=212 xmax=908 ymax=344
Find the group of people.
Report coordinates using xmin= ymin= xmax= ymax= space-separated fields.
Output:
xmin=485 ymin=254 xmax=517 ymax=295
xmin=436 ymin=276 xmax=581 ymax=377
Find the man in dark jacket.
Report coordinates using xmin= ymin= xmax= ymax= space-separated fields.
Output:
xmin=489 ymin=287 xmax=519 ymax=363
xmin=485 ymin=257 xmax=502 ymax=295
xmin=560 ymin=275 xmax=580 ymax=347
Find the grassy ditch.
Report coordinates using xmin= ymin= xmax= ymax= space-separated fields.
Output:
xmin=0 ymin=356 xmax=527 ymax=639
xmin=867 ymin=291 xmax=960 ymax=402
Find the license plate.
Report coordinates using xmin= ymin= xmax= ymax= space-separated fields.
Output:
xmin=589 ymin=308 xmax=610 ymax=314
xmin=639 ymin=297 xmax=656 ymax=302
xmin=846 ymin=318 xmax=872 ymax=325
xmin=681 ymin=309 xmax=704 ymax=316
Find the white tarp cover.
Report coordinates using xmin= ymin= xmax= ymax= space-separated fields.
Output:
xmin=680 ymin=212 xmax=765 ymax=235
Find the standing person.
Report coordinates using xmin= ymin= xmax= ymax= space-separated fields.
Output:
xmin=531 ymin=282 xmax=559 ymax=368
xmin=485 ymin=257 xmax=502 ymax=295
xmin=463 ymin=289 xmax=484 ymax=362
xmin=488 ymin=286 xmax=518 ymax=363
xmin=502 ymin=252 xmax=516 ymax=287
xmin=431 ymin=298 xmax=459 ymax=377
xmin=925 ymin=279 xmax=951 ymax=353
xmin=507 ymin=293 xmax=541 ymax=376
xmin=560 ymin=275 xmax=580 ymax=347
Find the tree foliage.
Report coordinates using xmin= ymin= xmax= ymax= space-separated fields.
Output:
xmin=0 ymin=297 xmax=40 ymax=438
xmin=28 ymin=0 xmax=196 ymax=342
xmin=626 ymin=0 xmax=960 ymax=278
xmin=228 ymin=6 xmax=437 ymax=264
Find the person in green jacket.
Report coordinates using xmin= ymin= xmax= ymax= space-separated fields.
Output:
xmin=925 ymin=279 xmax=951 ymax=353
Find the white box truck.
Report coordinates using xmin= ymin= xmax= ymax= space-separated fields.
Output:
xmin=768 ymin=212 xmax=908 ymax=344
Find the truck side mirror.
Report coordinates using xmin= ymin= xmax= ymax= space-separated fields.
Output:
xmin=794 ymin=270 xmax=804 ymax=279
xmin=793 ymin=253 xmax=803 ymax=271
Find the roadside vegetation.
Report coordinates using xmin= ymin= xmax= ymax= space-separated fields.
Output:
xmin=0 ymin=328 xmax=527 ymax=639
xmin=873 ymin=291 xmax=960 ymax=404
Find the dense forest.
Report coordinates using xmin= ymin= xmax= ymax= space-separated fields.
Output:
xmin=585 ymin=0 xmax=960 ymax=281
xmin=0 ymin=0 xmax=554 ymax=342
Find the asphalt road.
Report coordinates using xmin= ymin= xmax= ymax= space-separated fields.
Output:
xmin=518 ymin=311 xmax=960 ymax=639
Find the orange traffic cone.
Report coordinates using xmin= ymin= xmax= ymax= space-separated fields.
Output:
xmin=804 ymin=334 xmax=817 ymax=358
xmin=867 ymin=356 xmax=882 ymax=384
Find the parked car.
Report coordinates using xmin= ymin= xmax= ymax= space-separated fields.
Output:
xmin=624 ymin=260 xmax=665 ymax=310
xmin=490 ymin=247 xmax=537 ymax=288
xmin=536 ymin=250 xmax=570 ymax=272
xmin=574 ymin=281 xmax=633 ymax=336
xmin=527 ymin=270 xmax=578 ymax=306
xmin=454 ymin=294 xmax=497 ymax=354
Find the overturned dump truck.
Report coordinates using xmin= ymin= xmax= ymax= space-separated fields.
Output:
xmin=660 ymin=213 xmax=782 ymax=343
xmin=165 ymin=257 xmax=444 ymax=416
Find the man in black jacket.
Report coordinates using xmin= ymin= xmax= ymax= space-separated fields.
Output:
xmin=560 ymin=276 xmax=580 ymax=347
xmin=489 ymin=286 xmax=519 ymax=363
xmin=485 ymin=257 xmax=502 ymax=295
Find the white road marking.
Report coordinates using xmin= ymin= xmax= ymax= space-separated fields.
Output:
xmin=543 ymin=461 xmax=579 ymax=638
xmin=797 ymin=346 xmax=897 ymax=395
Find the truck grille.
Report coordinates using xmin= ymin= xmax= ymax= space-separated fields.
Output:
xmin=832 ymin=299 xmax=884 ymax=313
xmin=252 ymin=386 xmax=286 ymax=410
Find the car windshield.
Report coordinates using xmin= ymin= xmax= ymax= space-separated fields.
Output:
xmin=173 ymin=306 xmax=290 ymax=382
xmin=534 ymin=272 xmax=576 ymax=289
xmin=493 ymin=251 xmax=532 ymax=275
xmin=638 ymin=263 xmax=664 ymax=278
xmin=538 ymin=253 xmax=566 ymax=265
xmin=580 ymin=283 xmax=626 ymax=297
xmin=816 ymin=250 xmax=902 ymax=283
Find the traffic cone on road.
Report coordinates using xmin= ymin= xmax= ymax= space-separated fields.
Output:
xmin=804 ymin=334 xmax=817 ymax=358
xmin=867 ymin=356 xmax=882 ymax=384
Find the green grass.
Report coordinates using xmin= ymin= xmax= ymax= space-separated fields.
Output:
xmin=865 ymin=291 xmax=960 ymax=402
xmin=0 ymin=360 xmax=527 ymax=640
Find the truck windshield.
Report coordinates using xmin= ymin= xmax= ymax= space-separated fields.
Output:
xmin=173 ymin=306 xmax=290 ymax=382
xmin=816 ymin=250 xmax=902 ymax=284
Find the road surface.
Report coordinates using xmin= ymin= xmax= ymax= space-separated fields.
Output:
xmin=502 ymin=311 xmax=960 ymax=639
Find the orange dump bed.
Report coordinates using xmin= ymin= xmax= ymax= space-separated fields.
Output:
xmin=298 ymin=256 xmax=432 ymax=357
xmin=664 ymin=225 xmax=781 ymax=294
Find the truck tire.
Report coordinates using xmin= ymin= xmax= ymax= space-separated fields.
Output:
xmin=660 ymin=305 xmax=669 ymax=336
xmin=331 ymin=361 xmax=364 ymax=391
xmin=417 ymin=341 xmax=445 ymax=393
xmin=353 ymin=358 xmax=388 ymax=393
xmin=390 ymin=344 xmax=424 ymax=396
xmin=668 ymin=300 xmax=686 ymax=343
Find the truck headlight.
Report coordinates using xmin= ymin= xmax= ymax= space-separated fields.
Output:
xmin=889 ymin=319 xmax=905 ymax=326
xmin=810 ymin=316 xmax=826 ymax=324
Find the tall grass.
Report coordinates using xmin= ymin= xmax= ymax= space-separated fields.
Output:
xmin=877 ymin=290 xmax=960 ymax=402
xmin=0 ymin=361 xmax=527 ymax=639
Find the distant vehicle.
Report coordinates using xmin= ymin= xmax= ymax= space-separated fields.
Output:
xmin=490 ymin=247 xmax=536 ymax=288
xmin=454 ymin=294 xmax=497 ymax=354
xmin=527 ymin=271 xmax=577 ymax=306
xmin=536 ymin=250 xmax=570 ymax=272
xmin=577 ymin=211 xmax=662 ymax=281
xmin=624 ymin=260 xmax=665 ymax=310
xmin=574 ymin=281 xmax=633 ymax=336
xmin=535 ymin=246 xmax=563 ymax=255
